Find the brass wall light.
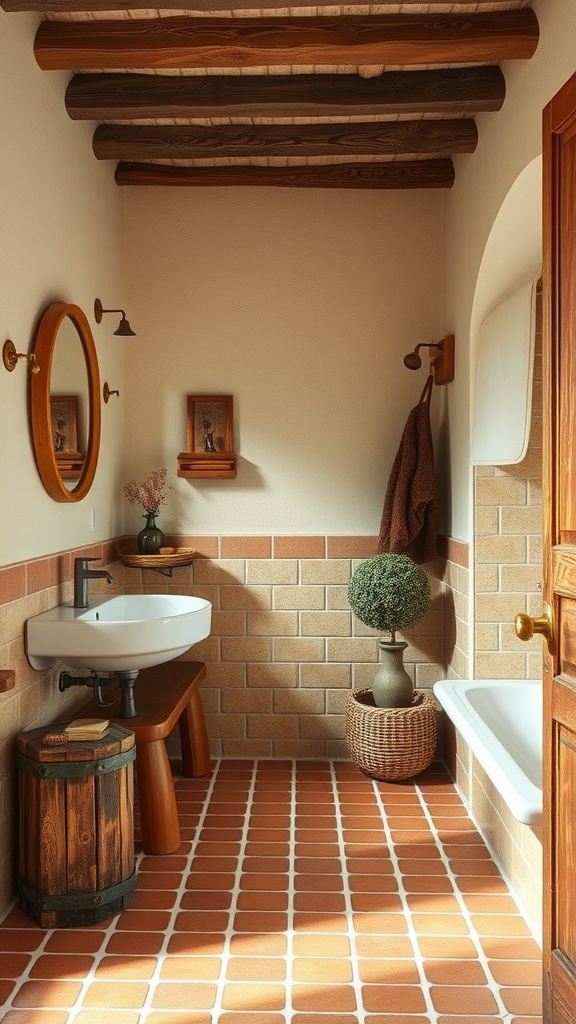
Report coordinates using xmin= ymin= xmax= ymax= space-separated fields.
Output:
xmin=3 ymin=339 xmax=40 ymax=374
xmin=103 ymin=382 xmax=120 ymax=403
xmin=94 ymin=298 xmax=136 ymax=337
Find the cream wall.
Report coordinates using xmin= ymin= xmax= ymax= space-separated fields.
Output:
xmin=441 ymin=0 xmax=576 ymax=545
xmin=0 ymin=10 xmax=124 ymax=568
xmin=123 ymin=188 xmax=443 ymax=537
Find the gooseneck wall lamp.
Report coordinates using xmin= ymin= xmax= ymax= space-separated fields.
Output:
xmin=94 ymin=298 xmax=136 ymax=337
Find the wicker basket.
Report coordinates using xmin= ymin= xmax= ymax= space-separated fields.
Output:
xmin=345 ymin=687 xmax=438 ymax=781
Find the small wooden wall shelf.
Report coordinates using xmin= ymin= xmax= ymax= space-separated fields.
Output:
xmin=177 ymin=451 xmax=236 ymax=479
xmin=119 ymin=551 xmax=196 ymax=577
xmin=55 ymin=451 xmax=84 ymax=479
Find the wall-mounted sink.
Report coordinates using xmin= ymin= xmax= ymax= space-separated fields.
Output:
xmin=26 ymin=593 xmax=212 ymax=674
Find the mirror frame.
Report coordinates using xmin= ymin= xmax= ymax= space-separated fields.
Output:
xmin=30 ymin=302 xmax=101 ymax=503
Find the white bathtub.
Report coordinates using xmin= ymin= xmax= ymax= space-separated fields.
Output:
xmin=433 ymin=678 xmax=542 ymax=826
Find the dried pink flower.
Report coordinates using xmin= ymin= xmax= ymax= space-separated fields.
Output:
xmin=123 ymin=467 xmax=169 ymax=516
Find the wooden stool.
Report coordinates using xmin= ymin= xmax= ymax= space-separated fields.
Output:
xmin=74 ymin=660 xmax=210 ymax=855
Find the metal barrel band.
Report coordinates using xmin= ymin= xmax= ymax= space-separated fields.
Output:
xmin=17 ymin=746 xmax=136 ymax=779
xmin=17 ymin=870 xmax=136 ymax=913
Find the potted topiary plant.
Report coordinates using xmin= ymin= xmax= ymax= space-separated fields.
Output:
xmin=347 ymin=552 xmax=430 ymax=708
xmin=345 ymin=553 xmax=438 ymax=781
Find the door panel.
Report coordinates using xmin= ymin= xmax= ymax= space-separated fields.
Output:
xmin=543 ymin=69 xmax=576 ymax=1023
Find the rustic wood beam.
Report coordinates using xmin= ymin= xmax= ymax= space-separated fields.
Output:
xmin=93 ymin=119 xmax=478 ymax=160
xmin=114 ymin=159 xmax=455 ymax=189
xmin=1 ymin=0 xmax=526 ymax=10
xmin=66 ymin=66 xmax=505 ymax=121
xmin=34 ymin=10 xmax=539 ymax=72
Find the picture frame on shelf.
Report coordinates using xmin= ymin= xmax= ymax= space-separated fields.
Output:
xmin=50 ymin=394 xmax=78 ymax=453
xmin=186 ymin=394 xmax=233 ymax=454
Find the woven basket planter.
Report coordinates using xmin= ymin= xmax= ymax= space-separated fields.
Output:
xmin=345 ymin=687 xmax=439 ymax=782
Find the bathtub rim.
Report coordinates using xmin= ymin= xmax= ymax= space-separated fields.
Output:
xmin=433 ymin=678 xmax=542 ymax=827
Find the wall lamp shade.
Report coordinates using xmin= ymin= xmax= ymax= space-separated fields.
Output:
xmin=94 ymin=298 xmax=136 ymax=337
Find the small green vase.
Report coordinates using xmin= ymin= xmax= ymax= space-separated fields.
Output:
xmin=137 ymin=512 xmax=165 ymax=554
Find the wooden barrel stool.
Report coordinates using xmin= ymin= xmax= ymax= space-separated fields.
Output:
xmin=17 ymin=723 xmax=136 ymax=928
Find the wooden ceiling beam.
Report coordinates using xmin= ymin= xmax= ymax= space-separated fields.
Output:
xmin=1 ymin=0 xmax=526 ymax=10
xmin=66 ymin=66 xmax=506 ymax=120
xmin=93 ymin=119 xmax=477 ymax=160
xmin=114 ymin=159 xmax=455 ymax=189
xmin=34 ymin=10 xmax=539 ymax=72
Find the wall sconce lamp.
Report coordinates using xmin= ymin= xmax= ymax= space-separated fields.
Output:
xmin=94 ymin=298 xmax=136 ymax=337
xmin=402 ymin=334 xmax=454 ymax=385
xmin=3 ymin=339 xmax=40 ymax=374
xmin=103 ymin=382 xmax=120 ymax=403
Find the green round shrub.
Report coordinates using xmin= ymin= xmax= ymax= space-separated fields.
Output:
xmin=347 ymin=553 xmax=430 ymax=643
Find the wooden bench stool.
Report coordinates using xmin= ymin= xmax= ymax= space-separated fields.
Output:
xmin=74 ymin=660 xmax=210 ymax=855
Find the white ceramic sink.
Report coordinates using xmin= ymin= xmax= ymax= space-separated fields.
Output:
xmin=26 ymin=594 xmax=212 ymax=673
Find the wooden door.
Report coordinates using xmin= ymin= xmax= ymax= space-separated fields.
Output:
xmin=542 ymin=69 xmax=576 ymax=1023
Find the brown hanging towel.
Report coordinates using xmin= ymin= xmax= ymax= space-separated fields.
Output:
xmin=377 ymin=374 xmax=438 ymax=564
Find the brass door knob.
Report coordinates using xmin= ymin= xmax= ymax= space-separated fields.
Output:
xmin=514 ymin=604 xmax=553 ymax=644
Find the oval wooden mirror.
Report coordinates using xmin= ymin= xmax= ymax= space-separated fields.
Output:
xmin=30 ymin=302 xmax=101 ymax=503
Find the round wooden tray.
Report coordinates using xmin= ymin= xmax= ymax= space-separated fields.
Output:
xmin=119 ymin=551 xmax=196 ymax=569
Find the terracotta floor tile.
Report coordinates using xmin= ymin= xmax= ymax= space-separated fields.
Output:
xmin=247 ymin=829 xmax=291 ymax=843
xmin=139 ymin=856 xmax=189 ymax=873
xmin=132 ymin=890 xmax=178 ymax=910
xmin=236 ymin=892 xmax=289 ymax=912
xmin=411 ymin=913 xmax=469 ymax=936
xmin=295 ymin=856 xmax=342 ymax=874
xmin=430 ymin=985 xmax=500 ymax=1014
xmin=232 ymin=912 xmax=288 ymax=933
xmin=456 ymin=875 xmax=510 ymax=894
xmin=361 ymin=984 xmax=427 ymax=1013
xmin=293 ymin=892 xmax=346 ymax=912
xmin=200 ymin=828 xmax=244 ymax=843
xmin=435 ymin=1018 xmax=502 ymax=1024
xmin=350 ymin=893 xmax=404 ymax=913
xmin=358 ymin=958 xmax=421 ymax=984
xmin=0 ymin=909 xmax=44 ymax=930
xmin=92 ymin=955 xmax=158 ymax=979
xmin=191 ymin=856 xmax=239 ymax=873
xmin=294 ymin=873 xmax=344 ymax=892
xmin=463 ymin=893 xmax=521 ymax=914
xmin=81 ymin=981 xmax=149 ymax=1008
xmin=1 ymin=1013 xmax=70 ymax=1024
xmin=136 ymin=871 xmax=183 ymax=890
xmin=499 ymin=987 xmax=543 ymax=1015
xmin=248 ymin=815 xmax=291 ymax=829
xmin=239 ymin=874 xmax=289 ymax=892
xmin=399 ymin=858 xmax=447 ymax=875
xmin=355 ymin=935 xmax=415 ymax=958
xmin=449 ymin=858 xmax=500 ymax=875
xmin=221 ymin=982 xmax=286 ymax=1010
xmin=0 ymin=931 xmax=45 ymax=952
xmin=293 ymin=934 xmax=351 ymax=957
xmin=470 ymin=914 xmax=533 ymax=937
xmin=291 ymin=1015 xmax=359 ymax=1024
xmin=229 ymin=934 xmax=287 ymax=956
xmin=180 ymin=890 xmax=233 ymax=910
xmin=12 ymin=981 xmax=83 ymax=1007
xmin=391 ymin=843 xmax=441 ymax=859
xmin=174 ymin=910 xmax=230 ymax=931
xmin=344 ymin=843 xmax=389 ymax=859
xmin=423 ymin=959 xmax=488 ymax=985
xmin=0 ymin=954 xmax=31 ymax=978
xmin=116 ymin=910 xmax=172 ymax=931
xmin=106 ymin=932 xmax=165 ymax=955
xmin=217 ymin=1014 xmax=285 ymax=1024
xmin=295 ymin=829 xmax=339 ymax=843
xmin=159 ymin=957 xmax=222 ymax=980
xmin=348 ymin=875 xmax=399 ymax=893
xmin=244 ymin=843 xmax=290 ymax=858
xmin=167 ymin=932 xmax=226 ymax=955
xmin=488 ymin=960 xmax=543 ymax=986
xmin=225 ymin=957 xmax=286 ymax=981
xmin=29 ymin=954 xmax=95 ymax=978
xmin=479 ymin=936 xmax=542 ymax=960
xmin=292 ymin=983 xmax=357 ymax=1012
xmin=417 ymin=935 xmax=479 ymax=959
xmin=363 ymin=1015 xmax=431 ymax=1024
xmin=293 ymin=912 xmax=349 ymax=933
xmin=389 ymin=831 xmax=434 ymax=844
xmin=73 ymin=1013 xmax=140 ymax=1024
xmin=405 ymin=894 xmax=461 ymax=914
xmin=151 ymin=982 xmax=218 ymax=1009
xmin=292 ymin=957 xmax=354 ymax=982
xmin=195 ymin=842 xmax=242 ymax=858
xmin=346 ymin=858 xmax=394 ymax=874
xmin=352 ymin=913 xmax=409 ymax=934
xmin=242 ymin=857 xmax=290 ymax=873
xmin=186 ymin=873 xmax=237 ymax=891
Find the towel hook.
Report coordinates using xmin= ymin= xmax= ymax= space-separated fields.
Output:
xmin=403 ymin=334 xmax=454 ymax=385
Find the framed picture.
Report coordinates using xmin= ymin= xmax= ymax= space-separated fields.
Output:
xmin=186 ymin=395 xmax=233 ymax=454
xmin=50 ymin=395 xmax=78 ymax=454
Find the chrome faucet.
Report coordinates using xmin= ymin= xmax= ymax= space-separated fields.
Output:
xmin=74 ymin=557 xmax=113 ymax=609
